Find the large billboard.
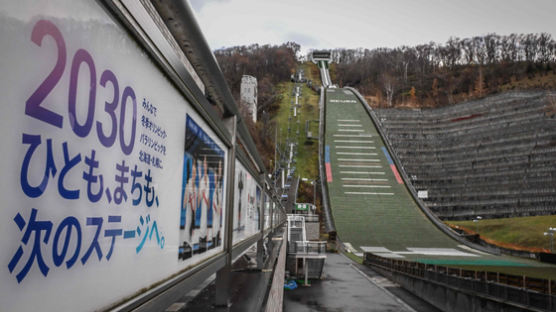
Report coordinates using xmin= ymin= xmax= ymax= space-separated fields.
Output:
xmin=178 ymin=115 xmax=225 ymax=259
xmin=0 ymin=2 xmax=227 ymax=311
xmin=233 ymin=160 xmax=261 ymax=244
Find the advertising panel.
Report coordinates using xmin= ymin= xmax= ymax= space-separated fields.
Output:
xmin=256 ymin=185 xmax=262 ymax=231
xmin=264 ymin=193 xmax=271 ymax=229
xmin=0 ymin=1 xmax=227 ymax=311
xmin=178 ymin=116 xmax=226 ymax=259
xmin=232 ymin=160 xmax=260 ymax=244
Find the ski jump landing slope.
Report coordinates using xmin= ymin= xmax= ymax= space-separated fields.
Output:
xmin=323 ymin=87 xmax=548 ymax=268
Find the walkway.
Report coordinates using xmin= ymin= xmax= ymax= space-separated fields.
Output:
xmin=283 ymin=253 xmax=433 ymax=312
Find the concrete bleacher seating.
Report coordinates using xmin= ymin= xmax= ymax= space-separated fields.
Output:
xmin=375 ymin=91 xmax=556 ymax=220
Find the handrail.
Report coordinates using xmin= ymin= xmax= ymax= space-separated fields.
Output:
xmin=365 ymin=253 xmax=556 ymax=310
xmin=292 ymin=241 xmax=327 ymax=254
xmin=317 ymin=87 xmax=336 ymax=234
xmin=151 ymin=0 xmax=267 ymax=176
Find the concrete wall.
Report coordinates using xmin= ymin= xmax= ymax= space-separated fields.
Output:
xmin=305 ymin=221 xmax=320 ymax=241
xmin=286 ymin=255 xmax=296 ymax=277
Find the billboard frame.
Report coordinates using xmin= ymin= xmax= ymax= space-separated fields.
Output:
xmin=92 ymin=1 xmax=288 ymax=310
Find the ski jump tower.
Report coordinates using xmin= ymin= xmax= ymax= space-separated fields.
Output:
xmin=311 ymin=50 xmax=332 ymax=87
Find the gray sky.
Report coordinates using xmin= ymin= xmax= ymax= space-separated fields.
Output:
xmin=189 ymin=0 xmax=556 ymax=55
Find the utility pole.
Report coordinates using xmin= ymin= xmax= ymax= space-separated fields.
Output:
xmin=274 ymin=126 xmax=277 ymax=177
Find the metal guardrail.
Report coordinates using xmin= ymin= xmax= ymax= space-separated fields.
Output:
xmin=292 ymin=241 xmax=327 ymax=255
xmin=289 ymin=219 xmax=305 ymax=228
xmin=287 ymin=213 xmax=316 ymax=221
xmin=317 ymin=87 xmax=336 ymax=235
xmin=301 ymin=214 xmax=319 ymax=222
xmin=264 ymin=230 xmax=287 ymax=312
xmin=364 ymin=253 xmax=556 ymax=311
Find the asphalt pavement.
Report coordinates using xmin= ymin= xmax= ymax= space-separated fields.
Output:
xmin=283 ymin=252 xmax=439 ymax=312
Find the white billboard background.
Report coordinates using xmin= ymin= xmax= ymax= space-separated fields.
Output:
xmin=0 ymin=1 xmax=227 ymax=311
xmin=232 ymin=160 xmax=261 ymax=244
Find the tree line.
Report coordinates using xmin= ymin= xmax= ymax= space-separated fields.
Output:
xmin=213 ymin=33 xmax=556 ymax=168
xmin=327 ymin=33 xmax=556 ymax=107
xmin=214 ymin=42 xmax=299 ymax=168
xmin=215 ymin=42 xmax=299 ymax=113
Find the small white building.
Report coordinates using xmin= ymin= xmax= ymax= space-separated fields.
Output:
xmin=240 ymin=75 xmax=258 ymax=123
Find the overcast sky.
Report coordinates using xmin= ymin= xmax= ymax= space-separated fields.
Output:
xmin=189 ymin=0 xmax=556 ymax=55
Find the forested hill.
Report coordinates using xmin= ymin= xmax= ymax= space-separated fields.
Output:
xmin=214 ymin=42 xmax=299 ymax=169
xmin=329 ymin=33 xmax=556 ymax=108
xmin=212 ymin=34 xmax=556 ymax=168
xmin=214 ymin=42 xmax=299 ymax=116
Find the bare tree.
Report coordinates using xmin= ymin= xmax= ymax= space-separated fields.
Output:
xmin=381 ymin=72 xmax=396 ymax=107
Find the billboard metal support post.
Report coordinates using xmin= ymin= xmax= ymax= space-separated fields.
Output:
xmin=215 ymin=116 xmax=237 ymax=307
xmin=269 ymin=196 xmax=276 ymax=252
xmin=256 ymin=174 xmax=266 ymax=270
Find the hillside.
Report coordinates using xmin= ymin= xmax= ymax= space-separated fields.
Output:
xmin=329 ymin=33 xmax=556 ymax=108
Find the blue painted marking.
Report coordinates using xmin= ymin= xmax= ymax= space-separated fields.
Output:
xmin=325 ymin=145 xmax=330 ymax=163
xmin=381 ymin=147 xmax=394 ymax=165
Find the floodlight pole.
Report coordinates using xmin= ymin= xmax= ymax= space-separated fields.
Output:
xmin=301 ymin=177 xmax=317 ymax=207
xmin=313 ymin=180 xmax=316 ymax=206
xmin=473 ymin=216 xmax=482 ymax=235
xmin=545 ymin=227 xmax=556 ymax=253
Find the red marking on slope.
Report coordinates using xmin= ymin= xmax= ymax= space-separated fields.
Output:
xmin=325 ymin=163 xmax=333 ymax=182
xmin=390 ymin=164 xmax=403 ymax=184
xmin=451 ymin=114 xmax=482 ymax=122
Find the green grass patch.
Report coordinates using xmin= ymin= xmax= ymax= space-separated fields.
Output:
xmin=302 ymin=62 xmax=319 ymax=83
xmin=343 ymin=251 xmax=363 ymax=264
xmin=448 ymin=215 xmax=556 ymax=251
xmin=417 ymin=258 xmax=528 ymax=267
xmin=295 ymin=84 xmax=319 ymax=180
xmin=273 ymin=82 xmax=294 ymax=145
xmin=272 ymin=75 xmax=319 ymax=181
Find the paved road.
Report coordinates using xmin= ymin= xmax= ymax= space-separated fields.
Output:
xmin=283 ymin=253 xmax=427 ymax=312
